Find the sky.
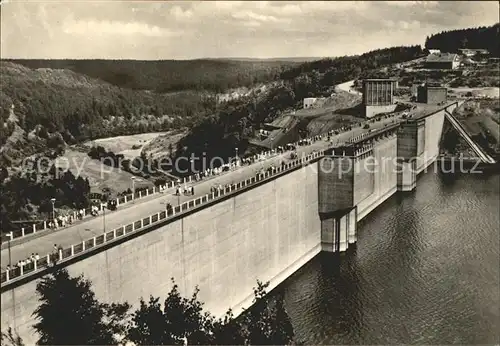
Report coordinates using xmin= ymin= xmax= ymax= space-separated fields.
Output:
xmin=1 ymin=1 xmax=498 ymax=60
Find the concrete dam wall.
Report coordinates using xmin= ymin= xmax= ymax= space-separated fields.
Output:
xmin=1 ymin=165 xmax=321 ymax=345
xmin=2 ymin=103 xmax=459 ymax=344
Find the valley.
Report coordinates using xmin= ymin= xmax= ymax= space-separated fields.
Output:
xmin=1 ymin=24 xmax=499 ymax=236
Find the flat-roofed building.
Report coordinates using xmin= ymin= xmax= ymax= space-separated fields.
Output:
xmin=303 ymin=97 xmax=326 ymax=109
xmin=424 ymin=53 xmax=460 ymax=69
xmin=362 ymin=79 xmax=398 ymax=118
xmin=417 ymin=83 xmax=448 ymax=104
xmin=303 ymin=98 xmax=317 ymax=109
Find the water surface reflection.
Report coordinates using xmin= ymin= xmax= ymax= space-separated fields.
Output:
xmin=279 ymin=173 xmax=500 ymax=344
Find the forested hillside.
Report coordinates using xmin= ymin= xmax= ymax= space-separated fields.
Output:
xmin=173 ymin=45 xmax=424 ymax=173
xmin=0 ymin=62 xmax=216 ymax=142
xmin=5 ymin=59 xmax=299 ymax=93
xmin=425 ymin=23 xmax=499 ymax=56
xmin=1 ymin=46 xmax=423 ymax=165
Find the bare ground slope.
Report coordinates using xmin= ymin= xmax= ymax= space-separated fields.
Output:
xmin=140 ymin=130 xmax=188 ymax=159
xmin=295 ymin=89 xmax=363 ymax=137
xmin=55 ymin=149 xmax=153 ymax=197
xmin=83 ymin=132 xmax=169 ymax=160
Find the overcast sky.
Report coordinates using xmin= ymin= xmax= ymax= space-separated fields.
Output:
xmin=1 ymin=1 xmax=498 ymax=59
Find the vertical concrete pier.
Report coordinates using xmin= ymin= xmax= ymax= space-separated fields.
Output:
xmin=397 ymin=160 xmax=417 ymax=191
xmin=396 ymin=120 xmax=422 ymax=191
xmin=318 ymin=128 xmax=400 ymax=252
xmin=319 ymin=207 xmax=357 ymax=253
xmin=318 ymin=153 xmax=358 ymax=253
xmin=347 ymin=207 xmax=357 ymax=244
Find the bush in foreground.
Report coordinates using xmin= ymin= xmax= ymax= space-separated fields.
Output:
xmin=5 ymin=269 xmax=295 ymax=345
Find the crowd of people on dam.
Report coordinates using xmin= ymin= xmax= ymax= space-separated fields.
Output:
xmin=5 ymin=253 xmax=41 ymax=272
xmin=48 ymin=214 xmax=75 ymax=229
xmin=43 ymin=209 xmax=87 ymax=231
xmin=48 ymin=203 xmax=113 ymax=231
xmin=2 ymin=121 xmax=386 ymax=282
xmin=6 ymin=142 xmax=301 ymax=240
xmin=175 ymin=185 xmax=195 ymax=196
xmin=4 ymin=124 xmax=361 ymax=252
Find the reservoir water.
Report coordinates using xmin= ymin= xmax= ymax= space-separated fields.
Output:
xmin=280 ymin=171 xmax=500 ymax=344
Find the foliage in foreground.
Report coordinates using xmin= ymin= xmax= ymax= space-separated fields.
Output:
xmin=32 ymin=269 xmax=130 ymax=345
xmin=14 ymin=269 xmax=294 ymax=345
xmin=0 ymin=328 xmax=24 ymax=346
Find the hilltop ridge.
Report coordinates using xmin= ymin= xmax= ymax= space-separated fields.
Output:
xmin=4 ymin=59 xmax=299 ymax=93
xmin=425 ymin=23 xmax=499 ymax=56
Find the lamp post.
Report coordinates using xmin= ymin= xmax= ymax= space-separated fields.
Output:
xmin=235 ymin=147 xmax=239 ymax=167
xmin=50 ymin=198 xmax=56 ymax=221
xmin=103 ymin=204 xmax=106 ymax=234
xmin=131 ymin=177 xmax=136 ymax=203
xmin=6 ymin=231 xmax=13 ymax=266
xmin=102 ymin=196 xmax=107 ymax=234
xmin=175 ymin=179 xmax=181 ymax=206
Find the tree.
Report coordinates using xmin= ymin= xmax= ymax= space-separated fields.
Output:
xmin=240 ymin=280 xmax=295 ymax=345
xmin=0 ymin=328 xmax=24 ymax=346
xmin=461 ymin=37 xmax=468 ymax=49
xmin=127 ymin=296 xmax=171 ymax=345
xmin=210 ymin=309 xmax=246 ymax=345
xmin=126 ymin=279 xmax=294 ymax=346
xmin=127 ymin=278 xmax=215 ymax=345
xmin=32 ymin=269 xmax=130 ymax=345
xmin=5 ymin=268 xmax=296 ymax=345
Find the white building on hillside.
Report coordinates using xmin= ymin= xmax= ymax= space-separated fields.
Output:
xmin=303 ymin=97 xmax=326 ymax=109
xmin=424 ymin=53 xmax=460 ymax=70
xmin=303 ymin=98 xmax=317 ymax=109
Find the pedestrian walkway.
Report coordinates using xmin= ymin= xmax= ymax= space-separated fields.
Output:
xmin=0 ymin=114 xmax=400 ymax=272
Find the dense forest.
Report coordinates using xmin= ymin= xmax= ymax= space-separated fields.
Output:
xmin=2 ymin=46 xmax=424 ymax=170
xmin=5 ymin=59 xmax=300 ymax=93
xmin=425 ymin=23 xmax=500 ymax=56
xmin=0 ymin=62 xmax=217 ymax=144
xmin=173 ymin=45 xmax=424 ymax=173
xmin=0 ymin=163 xmax=91 ymax=232
xmin=0 ymin=58 xmax=301 ymax=151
